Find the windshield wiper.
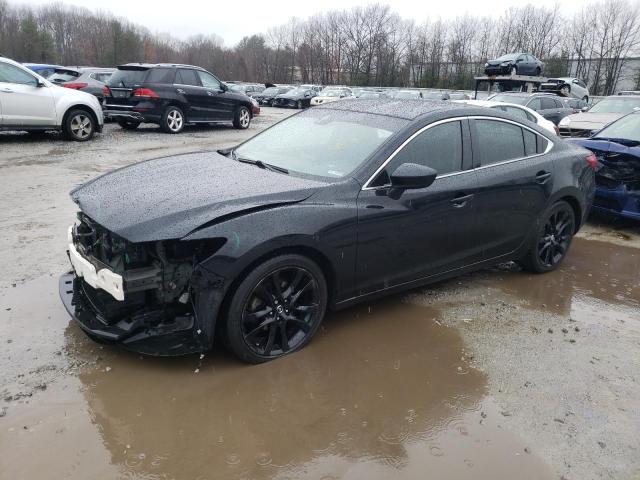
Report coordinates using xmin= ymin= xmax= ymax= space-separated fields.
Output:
xmin=591 ymin=137 xmax=640 ymax=147
xmin=233 ymin=152 xmax=289 ymax=174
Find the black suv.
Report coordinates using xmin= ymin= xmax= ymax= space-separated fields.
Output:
xmin=488 ymin=92 xmax=574 ymax=125
xmin=104 ymin=64 xmax=259 ymax=133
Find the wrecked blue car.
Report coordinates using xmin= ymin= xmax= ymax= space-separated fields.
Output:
xmin=568 ymin=111 xmax=640 ymax=220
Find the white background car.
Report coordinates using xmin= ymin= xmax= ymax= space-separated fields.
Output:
xmin=540 ymin=77 xmax=590 ymax=102
xmin=455 ymin=99 xmax=558 ymax=135
xmin=0 ymin=56 xmax=103 ymax=141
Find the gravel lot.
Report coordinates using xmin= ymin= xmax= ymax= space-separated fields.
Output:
xmin=1 ymin=108 xmax=639 ymax=480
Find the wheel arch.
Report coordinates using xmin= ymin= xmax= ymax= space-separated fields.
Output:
xmin=558 ymin=195 xmax=582 ymax=233
xmin=61 ymin=104 xmax=99 ymax=130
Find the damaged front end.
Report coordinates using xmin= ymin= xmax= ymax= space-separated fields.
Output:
xmin=59 ymin=213 xmax=227 ymax=355
xmin=593 ymin=149 xmax=640 ymax=220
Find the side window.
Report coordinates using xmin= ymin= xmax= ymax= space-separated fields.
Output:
xmin=577 ymin=80 xmax=586 ymax=88
xmin=381 ymin=121 xmax=463 ymax=182
xmin=540 ymin=97 xmax=557 ymax=110
xmin=474 ymin=120 xmax=525 ymax=166
xmin=523 ymin=129 xmax=537 ymax=156
xmin=503 ymin=106 xmax=529 ymax=121
xmin=197 ymin=71 xmax=221 ymax=90
xmin=0 ymin=63 xmax=37 ymax=85
xmin=146 ymin=68 xmax=174 ymax=84
xmin=175 ymin=69 xmax=200 ymax=86
xmin=527 ymin=98 xmax=542 ymax=111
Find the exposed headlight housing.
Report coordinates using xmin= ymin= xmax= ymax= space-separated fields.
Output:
xmin=559 ymin=116 xmax=571 ymax=126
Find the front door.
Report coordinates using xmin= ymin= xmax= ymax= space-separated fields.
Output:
xmin=195 ymin=70 xmax=233 ymax=121
xmin=356 ymin=119 xmax=481 ymax=295
xmin=0 ymin=62 xmax=55 ymax=126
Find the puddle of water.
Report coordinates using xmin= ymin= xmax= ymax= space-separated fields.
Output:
xmin=0 ymin=277 xmax=553 ymax=480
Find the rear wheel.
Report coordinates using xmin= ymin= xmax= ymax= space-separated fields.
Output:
xmin=233 ymin=106 xmax=251 ymax=129
xmin=63 ymin=109 xmax=95 ymax=141
xmin=225 ymin=254 xmax=327 ymax=363
xmin=296 ymin=100 xmax=303 ymax=109
xmin=118 ymin=119 xmax=140 ymax=130
xmin=520 ymin=201 xmax=575 ymax=273
xmin=160 ymin=106 xmax=185 ymax=134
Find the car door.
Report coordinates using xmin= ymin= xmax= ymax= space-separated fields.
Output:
xmin=470 ymin=117 xmax=555 ymax=260
xmin=196 ymin=70 xmax=234 ymax=121
xmin=528 ymin=97 xmax=556 ymax=124
xmin=174 ymin=68 xmax=208 ymax=121
xmin=0 ymin=62 xmax=55 ymax=126
xmin=355 ymin=118 xmax=480 ymax=295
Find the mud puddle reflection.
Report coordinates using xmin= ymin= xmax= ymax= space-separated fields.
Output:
xmin=1 ymin=280 xmax=553 ymax=480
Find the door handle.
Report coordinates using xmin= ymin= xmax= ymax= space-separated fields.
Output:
xmin=451 ymin=193 xmax=474 ymax=207
xmin=0 ymin=87 xmax=14 ymax=93
xmin=535 ymin=171 xmax=552 ymax=184
xmin=176 ymin=88 xmax=186 ymax=94
xmin=207 ymin=91 xmax=214 ymax=96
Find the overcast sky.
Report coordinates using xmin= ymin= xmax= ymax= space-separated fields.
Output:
xmin=12 ymin=0 xmax=588 ymax=46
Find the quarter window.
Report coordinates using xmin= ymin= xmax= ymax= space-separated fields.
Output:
xmin=0 ymin=63 xmax=37 ymax=85
xmin=382 ymin=121 xmax=463 ymax=181
xmin=146 ymin=68 xmax=174 ymax=84
xmin=474 ymin=120 xmax=525 ymax=166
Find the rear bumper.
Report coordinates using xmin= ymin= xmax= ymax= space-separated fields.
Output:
xmin=59 ymin=271 xmax=208 ymax=356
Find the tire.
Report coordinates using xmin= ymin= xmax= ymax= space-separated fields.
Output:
xmin=233 ymin=106 xmax=251 ymax=129
xmin=535 ymin=67 xmax=541 ymax=76
xmin=224 ymin=254 xmax=328 ymax=363
xmin=296 ymin=100 xmax=303 ymax=109
xmin=160 ymin=106 xmax=185 ymax=134
xmin=520 ymin=201 xmax=575 ymax=274
xmin=118 ymin=119 xmax=140 ymax=130
xmin=63 ymin=109 xmax=95 ymax=142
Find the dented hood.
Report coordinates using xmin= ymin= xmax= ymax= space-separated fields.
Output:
xmin=70 ymin=152 xmax=323 ymax=242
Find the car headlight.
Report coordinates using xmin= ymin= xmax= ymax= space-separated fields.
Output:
xmin=559 ymin=116 xmax=571 ymax=126
xmin=484 ymin=62 xmax=489 ymax=67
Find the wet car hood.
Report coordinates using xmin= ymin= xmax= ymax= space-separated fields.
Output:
xmin=70 ymin=152 xmax=323 ymax=242
xmin=564 ymin=112 xmax=623 ymax=130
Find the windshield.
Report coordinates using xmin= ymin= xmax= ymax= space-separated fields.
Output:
xmin=233 ymin=110 xmax=407 ymax=178
xmin=490 ymin=94 xmax=528 ymax=105
xmin=108 ymin=68 xmax=148 ymax=87
xmin=588 ymin=97 xmax=640 ymax=114
xmin=322 ymin=90 xmax=342 ymax=97
xmin=594 ymin=114 xmax=640 ymax=142
xmin=496 ymin=54 xmax=518 ymax=61
xmin=261 ymin=87 xmax=279 ymax=95
xmin=284 ymin=88 xmax=305 ymax=95
xmin=230 ymin=84 xmax=247 ymax=92
xmin=49 ymin=70 xmax=79 ymax=82
xmin=393 ymin=91 xmax=421 ymax=99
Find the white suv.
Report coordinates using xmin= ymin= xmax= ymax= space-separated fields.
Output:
xmin=0 ymin=56 xmax=103 ymax=141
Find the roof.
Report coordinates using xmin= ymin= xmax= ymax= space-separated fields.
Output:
xmin=315 ymin=99 xmax=471 ymax=120
xmin=118 ymin=63 xmax=205 ymax=70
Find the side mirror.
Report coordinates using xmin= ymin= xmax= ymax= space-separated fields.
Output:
xmin=581 ymin=106 xmax=589 ymax=112
xmin=220 ymin=83 xmax=228 ymax=92
xmin=390 ymin=163 xmax=437 ymax=189
xmin=36 ymin=80 xmax=45 ymax=87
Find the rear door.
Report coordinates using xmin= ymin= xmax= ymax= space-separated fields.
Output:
xmin=0 ymin=62 xmax=55 ymax=126
xmin=470 ymin=117 xmax=555 ymax=259
xmin=356 ymin=118 xmax=481 ymax=294
xmin=174 ymin=68 xmax=208 ymax=121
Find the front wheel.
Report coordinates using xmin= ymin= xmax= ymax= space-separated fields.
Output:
xmin=63 ymin=109 xmax=95 ymax=141
xmin=520 ymin=201 xmax=575 ymax=273
xmin=233 ymin=106 xmax=251 ymax=129
xmin=160 ymin=106 xmax=185 ymax=134
xmin=225 ymin=254 xmax=328 ymax=363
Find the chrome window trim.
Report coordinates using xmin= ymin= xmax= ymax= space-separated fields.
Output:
xmin=362 ymin=115 xmax=554 ymax=190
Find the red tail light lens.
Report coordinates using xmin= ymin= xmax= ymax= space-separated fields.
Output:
xmin=585 ymin=153 xmax=599 ymax=170
xmin=132 ymin=88 xmax=159 ymax=99
xmin=102 ymin=85 xmax=111 ymax=97
xmin=63 ymin=82 xmax=88 ymax=90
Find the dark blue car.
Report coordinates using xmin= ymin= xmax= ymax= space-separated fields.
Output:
xmin=23 ymin=63 xmax=61 ymax=78
xmin=568 ymin=111 xmax=640 ymax=220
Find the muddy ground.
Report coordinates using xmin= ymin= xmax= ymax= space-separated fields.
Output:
xmin=1 ymin=109 xmax=639 ymax=480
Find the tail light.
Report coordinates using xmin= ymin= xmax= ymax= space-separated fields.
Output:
xmin=585 ymin=153 xmax=599 ymax=170
xmin=63 ymin=82 xmax=88 ymax=90
xmin=132 ymin=88 xmax=159 ymax=99
xmin=102 ymin=85 xmax=111 ymax=97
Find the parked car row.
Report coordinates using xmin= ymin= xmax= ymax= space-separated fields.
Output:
xmin=25 ymin=63 xmax=115 ymax=102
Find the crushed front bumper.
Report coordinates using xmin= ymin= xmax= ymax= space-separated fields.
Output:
xmin=59 ymin=272 xmax=208 ymax=356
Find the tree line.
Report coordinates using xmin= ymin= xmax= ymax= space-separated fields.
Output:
xmin=1 ymin=0 xmax=639 ymax=95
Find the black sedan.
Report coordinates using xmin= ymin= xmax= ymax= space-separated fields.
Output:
xmin=272 ymin=87 xmax=317 ymax=108
xmin=484 ymin=53 xmax=544 ymax=76
xmin=252 ymin=86 xmax=293 ymax=106
xmin=60 ymin=100 xmax=595 ymax=363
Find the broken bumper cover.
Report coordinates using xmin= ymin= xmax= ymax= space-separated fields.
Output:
xmin=593 ymin=185 xmax=640 ymax=220
xmin=59 ymin=272 xmax=207 ymax=356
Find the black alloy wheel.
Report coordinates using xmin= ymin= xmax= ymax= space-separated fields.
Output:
xmin=521 ymin=201 xmax=575 ymax=273
xmin=225 ymin=255 xmax=327 ymax=363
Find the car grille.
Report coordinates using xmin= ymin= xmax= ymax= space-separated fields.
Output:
xmin=559 ymin=127 xmax=592 ymax=138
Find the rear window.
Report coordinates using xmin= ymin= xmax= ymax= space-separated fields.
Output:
xmin=49 ymin=70 xmax=79 ymax=83
xmin=108 ymin=68 xmax=148 ymax=87
xmin=145 ymin=68 xmax=174 ymax=84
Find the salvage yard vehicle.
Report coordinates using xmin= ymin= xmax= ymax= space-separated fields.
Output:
xmin=540 ymin=77 xmax=590 ymax=101
xmin=60 ymin=100 xmax=596 ymax=363
xmin=568 ymin=111 xmax=640 ymax=220
xmin=0 ymin=56 xmax=104 ymax=141
xmin=559 ymin=95 xmax=640 ymax=137
xmin=456 ymin=99 xmax=557 ymax=135
xmin=229 ymin=83 xmax=265 ymax=96
xmin=252 ymin=86 xmax=293 ymax=106
xmin=104 ymin=63 xmax=258 ymax=133
xmin=272 ymin=87 xmax=317 ymax=108
xmin=489 ymin=92 xmax=574 ymax=125
xmin=48 ymin=66 xmax=115 ymax=102
xmin=310 ymin=88 xmax=353 ymax=105
xmin=484 ymin=53 xmax=544 ymax=76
